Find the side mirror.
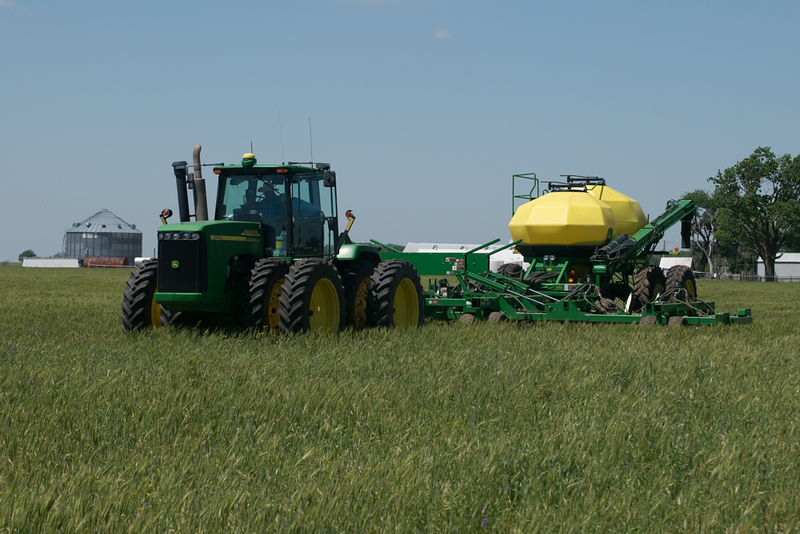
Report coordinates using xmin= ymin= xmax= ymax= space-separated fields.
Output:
xmin=323 ymin=169 xmax=336 ymax=187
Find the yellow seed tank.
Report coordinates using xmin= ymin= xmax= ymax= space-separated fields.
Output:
xmin=584 ymin=184 xmax=647 ymax=237
xmin=508 ymin=190 xmax=615 ymax=249
xmin=508 ymin=182 xmax=647 ymax=253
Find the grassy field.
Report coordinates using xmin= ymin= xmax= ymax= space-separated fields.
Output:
xmin=0 ymin=265 xmax=798 ymax=532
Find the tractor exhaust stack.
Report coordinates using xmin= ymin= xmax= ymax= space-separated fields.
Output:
xmin=192 ymin=145 xmax=209 ymax=221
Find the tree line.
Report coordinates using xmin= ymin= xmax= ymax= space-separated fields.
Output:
xmin=683 ymin=147 xmax=800 ymax=280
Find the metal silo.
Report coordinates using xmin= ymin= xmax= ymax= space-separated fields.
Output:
xmin=63 ymin=210 xmax=142 ymax=265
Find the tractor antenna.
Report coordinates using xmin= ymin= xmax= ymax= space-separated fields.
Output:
xmin=250 ymin=139 xmax=253 ymax=154
xmin=308 ymin=117 xmax=314 ymax=164
xmin=279 ymin=108 xmax=285 ymax=164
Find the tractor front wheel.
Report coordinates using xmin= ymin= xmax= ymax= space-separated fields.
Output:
xmin=279 ymin=259 xmax=345 ymax=333
xmin=240 ymin=258 xmax=291 ymax=333
xmin=121 ymin=259 xmax=163 ymax=331
xmin=367 ymin=260 xmax=424 ymax=328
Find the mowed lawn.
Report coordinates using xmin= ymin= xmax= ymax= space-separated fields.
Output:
xmin=0 ymin=265 xmax=798 ymax=532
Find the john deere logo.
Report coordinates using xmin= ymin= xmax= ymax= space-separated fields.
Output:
xmin=171 ymin=260 xmax=180 ymax=269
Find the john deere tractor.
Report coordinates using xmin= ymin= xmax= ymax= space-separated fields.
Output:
xmin=122 ymin=145 xmax=423 ymax=333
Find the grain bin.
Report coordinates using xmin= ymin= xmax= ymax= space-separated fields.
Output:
xmin=63 ymin=209 xmax=142 ymax=265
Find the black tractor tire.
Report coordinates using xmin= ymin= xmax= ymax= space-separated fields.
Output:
xmin=121 ymin=259 xmax=163 ymax=331
xmin=366 ymin=260 xmax=424 ymax=328
xmin=279 ymin=259 xmax=345 ymax=333
xmin=161 ymin=309 xmax=192 ymax=329
xmin=338 ymin=258 xmax=378 ymax=330
xmin=665 ymin=265 xmax=697 ymax=302
xmin=632 ymin=266 xmax=666 ymax=311
xmin=239 ymin=258 xmax=292 ymax=333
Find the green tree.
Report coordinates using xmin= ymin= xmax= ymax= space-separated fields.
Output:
xmin=710 ymin=147 xmax=800 ymax=280
xmin=682 ymin=189 xmax=744 ymax=276
xmin=18 ymin=249 xmax=36 ymax=263
xmin=683 ymin=189 xmax=716 ymax=274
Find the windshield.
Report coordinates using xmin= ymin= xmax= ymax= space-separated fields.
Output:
xmin=216 ymin=170 xmax=338 ymax=258
xmin=218 ymin=173 xmax=286 ymax=222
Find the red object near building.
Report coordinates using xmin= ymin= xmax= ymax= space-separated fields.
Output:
xmin=82 ymin=256 xmax=129 ymax=268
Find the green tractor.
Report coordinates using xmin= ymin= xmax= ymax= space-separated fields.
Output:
xmin=122 ymin=145 xmax=424 ymax=333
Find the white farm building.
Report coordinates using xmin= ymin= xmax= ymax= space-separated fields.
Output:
xmin=22 ymin=258 xmax=80 ymax=268
xmin=757 ymin=254 xmax=800 ymax=282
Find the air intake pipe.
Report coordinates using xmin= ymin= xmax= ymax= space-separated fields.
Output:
xmin=192 ymin=144 xmax=209 ymax=221
xmin=172 ymin=160 xmax=191 ymax=223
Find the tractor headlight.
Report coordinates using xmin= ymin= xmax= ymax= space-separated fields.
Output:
xmin=159 ymin=231 xmax=202 ymax=241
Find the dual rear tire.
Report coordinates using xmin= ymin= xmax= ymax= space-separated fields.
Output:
xmin=239 ymin=258 xmax=345 ymax=334
xmin=278 ymin=259 xmax=346 ymax=333
xmin=239 ymin=258 xmax=424 ymax=334
xmin=366 ymin=260 xmax=424 ymax=328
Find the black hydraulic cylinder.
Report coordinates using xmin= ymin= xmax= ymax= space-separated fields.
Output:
xmin=172 ymin=161 xmax=191 ymax=223
xmin=681 ymin=216 xmax=692 ymax=249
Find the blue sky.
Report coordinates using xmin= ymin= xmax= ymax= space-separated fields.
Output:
xmin=2 ymin=0 xmax=799 ymax=261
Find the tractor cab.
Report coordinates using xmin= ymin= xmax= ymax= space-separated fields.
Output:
xmin=213 ymin=154 xmax=339 ymax=259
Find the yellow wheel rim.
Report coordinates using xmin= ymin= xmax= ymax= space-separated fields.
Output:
xmin=149 ymin=288 xmax=162 ymax=329
xmin=653 ymin=281 xmax=665 ymax=301
xmin=353 ymin=277 xmax=370 ymax=330
xmin=393 ymin=278 xmax=420 ymax=327
xmin=308 ymin=277 xmax=340 ymax=332
xmin=264 ymin=277 xmax=286 ymax=331
xmin=684 ymin=279 xmax=697 ymax=300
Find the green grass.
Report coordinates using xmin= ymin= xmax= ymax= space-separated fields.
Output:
xmin=1 ymin=265 xmax=798 ymax=532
